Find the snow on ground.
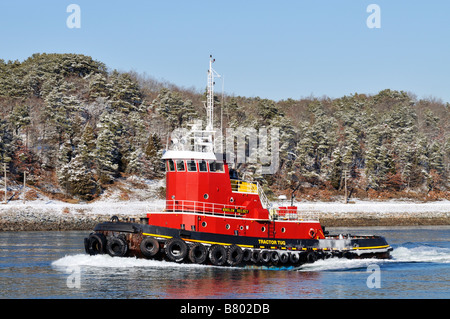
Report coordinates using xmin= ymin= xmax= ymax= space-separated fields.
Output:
xmin=0 ymin=176 xmax=448 ymax=218
xmin=1 ymin=194 xmax=449 ymax=218
xmin=291 ymin=199 xmax=450 ymax=215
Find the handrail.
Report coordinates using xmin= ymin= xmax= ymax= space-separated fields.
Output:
xmin=257 ymin=182 xmax=271 ymax=209
xmin=148 ymin=200 xmax=249 ymax=218
xmin=272 ymin=206 xmax=320 ymax=221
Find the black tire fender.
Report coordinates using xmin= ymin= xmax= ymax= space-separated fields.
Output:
xmin=106 ymin=236 xmax=128 ymax=257
xmin=260 ymin=250 xmax=271 ymax=263
xmin=227 ymin=245 xmax=243 ymax=266
xmin=289 ymin=252 xmax=300 ymax=264
xmin=279 ymin=252 xmax=289 ymax=263
xmin=188 ymin=243 xmax=207 ymax=264
xmin=250 ymin=250 xmax=260 ymax=263
xmin=306 ymin=251 xmax=318 ymax=263
xmin=242 ymin=249 xmax=252 ymax=262
xmin=209 ymin=244 xmax=227 ymax=266
xmin=164 ymin=238 xmax=188 ymax=262
xmin=270 ymin=251 xmax=280 ymax=263
xmin=140 ymin=236 xmax=160 ymax=258
xmin=86 ymin=233 xmax=106 ymax=255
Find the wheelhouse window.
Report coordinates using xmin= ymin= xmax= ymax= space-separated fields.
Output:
xmin=176 ymin=160 xmax=185 ymax=171
xmin=167 ymin=159 xmax=175 ymax=172
xmin=199 ymin=160 xmax=208 ymax=172
xmin=209 ymin=161 xmax=224 ymax=173
xmin=187 ymin=160 xmax=197 ymax=172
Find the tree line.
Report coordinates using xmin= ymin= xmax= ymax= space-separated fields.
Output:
xmin=0 ymin=53 xmax=448 ymax=201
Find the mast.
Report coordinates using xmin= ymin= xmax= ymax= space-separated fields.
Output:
xmin=206 ymin=55 xmax=221 ymax=131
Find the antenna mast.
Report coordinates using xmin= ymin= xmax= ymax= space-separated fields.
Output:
xmin=206 ymin=55 xmax=221 ymax=131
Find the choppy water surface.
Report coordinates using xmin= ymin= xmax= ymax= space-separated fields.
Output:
xmin=0 ymin=227 xmax=449 ymax=299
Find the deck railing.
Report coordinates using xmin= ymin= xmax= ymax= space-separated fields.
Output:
xmin=271 ymin=206 xmax=320 ymax=221
xmin=148 ymin=200 xmax=249 ymax=218
xmin=147 ymin=200 xmax=319 ymax=221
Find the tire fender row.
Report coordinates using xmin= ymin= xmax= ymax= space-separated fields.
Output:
xmin=85 ymin=232 xmax=336 ymax=266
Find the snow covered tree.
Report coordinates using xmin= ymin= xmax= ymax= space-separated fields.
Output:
xmin=151 ymin=88 xmax=197 ymax=131
xmin=88 ymin=73 xmax=108 ymax=99
xmin=78 ymin=123 xmax=96 ymax=167
xmin=58 ymin=154 xmax=97 ymax=200
xmin=95 ymin=116 xmax=120 ymax=184
xmin=0 ymin=119 xmax=14 ymax=164
xmin=108 ymin=71 xmax=143 ymax=113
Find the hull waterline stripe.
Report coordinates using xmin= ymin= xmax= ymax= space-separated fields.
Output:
xmin=352 ymin=245 xmax=391 ymax=250
xmin=142 ymin=233 xmax=390 ymax=251
xmin=142 ymin=233 xmax=172 ymax=239
xmin=142 ymin=233 xmax=253 ymax=248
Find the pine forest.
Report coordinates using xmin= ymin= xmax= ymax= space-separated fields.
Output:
xmin=0 ymin=53 xmax=449 ymax=202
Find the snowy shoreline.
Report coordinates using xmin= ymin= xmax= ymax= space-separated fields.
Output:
xmin=0 ymin=198 xmax=449 ymax=231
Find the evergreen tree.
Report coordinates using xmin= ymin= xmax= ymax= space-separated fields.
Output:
xmin=151 ymin=88 xmax=197 ymax=131
xmin=58 ymin=154 xmax=97 ymax=200
xmin=95 ymin=121 xmax=120 ymax=184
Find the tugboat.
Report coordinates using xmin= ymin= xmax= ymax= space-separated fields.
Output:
xmin=84 ymin=56 xmax=393 ymax=268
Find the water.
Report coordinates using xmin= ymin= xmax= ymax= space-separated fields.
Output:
xmin=0 ymin=227 xmax=449 ymax=299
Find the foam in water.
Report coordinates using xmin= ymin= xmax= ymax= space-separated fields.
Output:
xmin=51 ymin=254 xmax=214 ymax=271
xmin=52 ymin=244 xmax=450 ymax=273
xmin=299 ymin=244 xmax=450 ymax=272
xmin=390 ymin=245 xmax=450 ymax=264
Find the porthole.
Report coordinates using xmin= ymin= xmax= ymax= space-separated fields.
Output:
xmin=239 ymin=226 xmax=244 ymax=230
xmin=226 ymin=224 xmax=230 ymax=230
xmin=202 ymin=221 xmax=207 ymax=227
xmin=229 ymin=197 xmax=234 ymax=203
xmin=281 ymin=227 xmax=286 ymax=233
xmin=261 ymin=226 xmax=266 ymax=232
xmin=203 ymin=193 xmax=209 ymax=199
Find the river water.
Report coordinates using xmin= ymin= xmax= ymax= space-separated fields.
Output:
xmin=0 ymin=226 xmax=449 ymax=299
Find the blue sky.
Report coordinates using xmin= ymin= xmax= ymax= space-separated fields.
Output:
xmin=0 ymin=0 xmax=449 ymax=102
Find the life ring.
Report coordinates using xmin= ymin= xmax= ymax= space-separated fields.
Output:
xmin=188 ymin=243 xmax=207 ymax=264
xmin=164 ymin=238 xmax=188 ymax=262
xmin=209 ymin=244 xmax=227 ymax=266
xmin=279 ymin=252 xmax=289 ymax=264
xmin=260 ymin=250 xmax=271 ymax=263
xmin=106 ymin=236 xmax=128 ymax=257
xmin=227 ymin=245 xmax=243 ymax=266
xmin=309 ymin=228 xmax=317 ymax=239
xmin=140 ymin=236 xmax=159 ymax=258
xmin=86 ymin=233 xmax=106 ymax=255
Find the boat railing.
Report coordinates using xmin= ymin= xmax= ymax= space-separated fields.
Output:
xmin=270 ymin=206 xmax=320 ymax=222
xmin=148 ymin=200 xmax=249 ymax=218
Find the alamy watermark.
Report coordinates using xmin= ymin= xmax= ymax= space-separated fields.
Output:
xmin=366 ymin=264 xmax=381 ymax=288
xmin=366 ymin=4 xmax=381 ymax=29
xmin=66 ymin=265 xmax=81 ymax=289
xmin=170 ymin=124 xmax=280 ymax=174
xmin=66 ymin=4 xmax=81 ymax=29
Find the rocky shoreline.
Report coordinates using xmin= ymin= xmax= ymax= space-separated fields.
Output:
xmin=0 ymin=201 xmax=449 ymax=231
